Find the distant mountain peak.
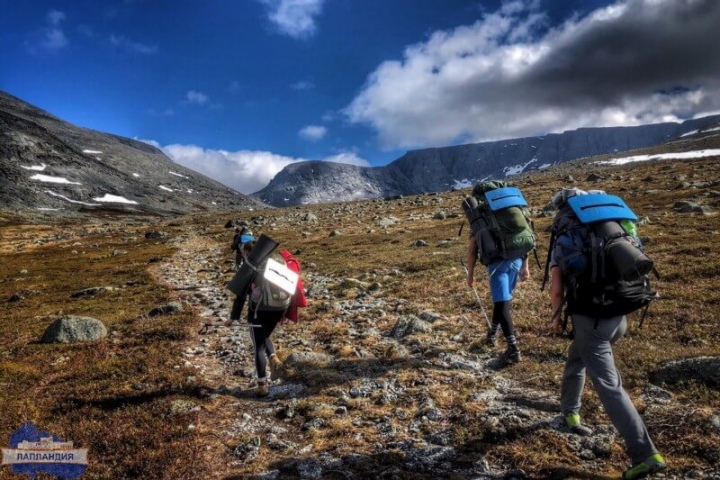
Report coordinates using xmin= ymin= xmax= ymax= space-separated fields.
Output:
xmin=0 ymin=90 xmax=261 ymax=218
xmin=254 ymin=114 xmax=720 ymax=206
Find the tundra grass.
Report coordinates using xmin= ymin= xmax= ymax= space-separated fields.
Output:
xmin=0 ymin=224 xmax=210 ymax=479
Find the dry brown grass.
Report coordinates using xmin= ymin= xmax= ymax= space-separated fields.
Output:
xmin=0 ymin=224 xmax=210 ymax=479
xmin=1 ymin=153 xmax=719 ymax=478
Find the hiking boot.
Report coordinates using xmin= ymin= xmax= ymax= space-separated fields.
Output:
xmin=622 ymin=454 xmax=666 ymax=479
xmin=269 ymin=355 xmax=284 ymax=380
xmin=499 ymin=345 xmax=521 ymax=364
xmin=623 ymin=454 xmax=666 ymax=479
xmin=255 ymin=381 xmax=269 ymax=397
xmin=485 ymin=330 xmax=498 ymax=348
xmin=565 ymin=413 xmax=593 ymax=436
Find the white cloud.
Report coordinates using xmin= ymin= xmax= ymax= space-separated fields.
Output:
xmin=159 ymin=144 xmax=302 ymax=194
xmin=291 ymin=80 xmax=314 ymax=90
xmin=259 ymin=0 xmax=324 ymax=39
xmin=186 ymin=90 xmax=209 ymax=105
xmin=345 ymin=0 xmax=720 ymax=149
xmin=141 ymin=141 xmax=370 ymax=193
xmin=322 ymin=151 xmax=371 ymax=167
xmin=47 ymin=10 xmax=65 ymax=26
xmin=298 ymin=125 xmax=327 ymax=141
xmin=25 ymin=9 xmax=68 ymax=52
xmin=109 ymin=34 xmax=159 ymax=54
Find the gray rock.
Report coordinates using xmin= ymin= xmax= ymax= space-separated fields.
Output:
xmin=232 ymin=437 xmax=261 ymax=464
xmin=649 ymin=356 xmax=720 ymax=388
xmin=41 ymin=316 xmax=107 ymax=343
xmin=145 ymin=230 xmax=168 ymax=240
xmin=391 ymin=315 xmax=432 ymax=339
xmin=69 ymin=286 xmax=117 ymax=298
xmin=673 ymin=201 xmax=704 ymax=213
xmin=170 ymin=399 xmax=197 ymax=415
xmin=284 ymin=351 xmax=334 ymax=366
xmin=148 ymin=301 xmax=184 ymax=317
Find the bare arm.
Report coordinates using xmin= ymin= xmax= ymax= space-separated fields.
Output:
xmin=550 ymin=266 xmax=564 ymax=334
xmin=519 ymin=255 xmax=530 ymax=281
xmin=467 ymin=236 xmax=478 ymax=287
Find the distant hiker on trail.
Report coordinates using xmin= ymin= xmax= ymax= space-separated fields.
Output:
xmin=462 ymin=181 xmax=535 ymax=365
xmin=230 ymin=227 xmax=254 ymax=271
xmin=225 ymin=239 xmax=303 ymax=397
xmin=546 ymin=188 xmax=665 ymax=480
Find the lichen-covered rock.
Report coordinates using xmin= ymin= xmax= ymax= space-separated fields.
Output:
xmin=41 ymin=316 xmax=107 ymax=343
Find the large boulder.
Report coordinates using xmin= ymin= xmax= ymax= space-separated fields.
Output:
xmin=40 ymin=316 xmax=108 ymax=343
xmin=649 ymin=356 xmax=720 ymax=388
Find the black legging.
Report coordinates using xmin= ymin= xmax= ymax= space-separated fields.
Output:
xmin=247 ymin=307 xmax=283 ymax=381
xmin=492 ymin=300 xmax=517 ymax=345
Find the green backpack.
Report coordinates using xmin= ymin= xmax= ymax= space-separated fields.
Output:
xmin=462 ymin=180 xmax=536 ymax=266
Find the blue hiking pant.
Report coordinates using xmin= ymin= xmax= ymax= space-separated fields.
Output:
xmin=561 ymin=314 xmax=659 ymax=464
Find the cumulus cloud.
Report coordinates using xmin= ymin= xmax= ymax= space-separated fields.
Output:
xmin=109 ymin=34 xmax=159 ymax=54
xmin=185 ymin=90 xmax=209 ymax=105
xmin=139 ymin=140 xmax=369 ymax=193
xmin=259 ymin=0 xmax=324 ymax=39
xmin=160 ymin=145 xmax=300 ymax=193
xmin=298 ymin=125 xmax=327 ymax=141
xmin=345 ymin=0 xmax=720 ymax=149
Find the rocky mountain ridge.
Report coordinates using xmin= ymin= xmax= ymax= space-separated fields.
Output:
xmin=254 ymin=115 xmax=720 ymax=206
xmin=0 ymin=90 xmax=261 ymax=219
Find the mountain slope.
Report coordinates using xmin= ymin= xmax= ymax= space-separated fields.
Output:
xmin=254 ymin=115 xmax=720 ymax=206
xmin=0 ymin=90 xmax=260 ymax=217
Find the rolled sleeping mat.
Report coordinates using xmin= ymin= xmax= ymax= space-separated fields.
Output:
xmin=461 ymin=196 xmax=481 ymax=233
xmin=227 ymin=233 xmax=279 ymax=297
xmin=593 ymin=221 xmax=653 ymax=281
xmin=462 ymin=195 xmax=498 ymax=263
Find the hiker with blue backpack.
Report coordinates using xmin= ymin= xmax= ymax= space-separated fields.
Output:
xmin=544 ymin=188 xmax=665 ymax=480
xmin=462 ymin=181 xmax=536 ymax=365
xmin=230 ymin=226 xmax=255 ymax=271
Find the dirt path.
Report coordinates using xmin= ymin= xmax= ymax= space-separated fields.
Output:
xmin=154 ymin=229 xmax=706 ymax=480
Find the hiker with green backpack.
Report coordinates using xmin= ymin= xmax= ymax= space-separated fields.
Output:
xmin=462 ymin=180 xmax=536 ymax=365
xmin=544 ymin=188 xmax=665 ymax=480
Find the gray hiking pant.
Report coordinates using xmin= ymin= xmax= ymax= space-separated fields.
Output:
xmin=561 ymin=314 xmax=658 ymax=464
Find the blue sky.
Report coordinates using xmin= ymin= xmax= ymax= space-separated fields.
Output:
xmin=2 ymin=0 xmax=720 ymax=194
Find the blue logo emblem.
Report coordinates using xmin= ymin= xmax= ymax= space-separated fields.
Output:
xmin=1 ymin=422 xmax=87 ymax=479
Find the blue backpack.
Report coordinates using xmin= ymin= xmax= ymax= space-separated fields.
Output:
xmin=461 ymin=181 xmax=536 ymax=266
xmin=542 ymin=192 xmax=659 ymax=325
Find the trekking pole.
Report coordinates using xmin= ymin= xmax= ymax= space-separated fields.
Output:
xmin=460 ymin=258 xmax=492 ymax=328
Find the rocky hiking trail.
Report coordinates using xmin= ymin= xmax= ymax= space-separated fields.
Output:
xmin=154 ymin=229 xmax=712 ymax=480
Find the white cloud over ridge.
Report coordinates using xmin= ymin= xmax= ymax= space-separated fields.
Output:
xmin=149 ymin=141 xmax=370 ymax=194
xmin=299 ymin=125 xmax=327 ymax=141
xmin=259 ymin=0 xmax=324 ymax=39
xmin=345 ymin=0 xmax=720 ymax=149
